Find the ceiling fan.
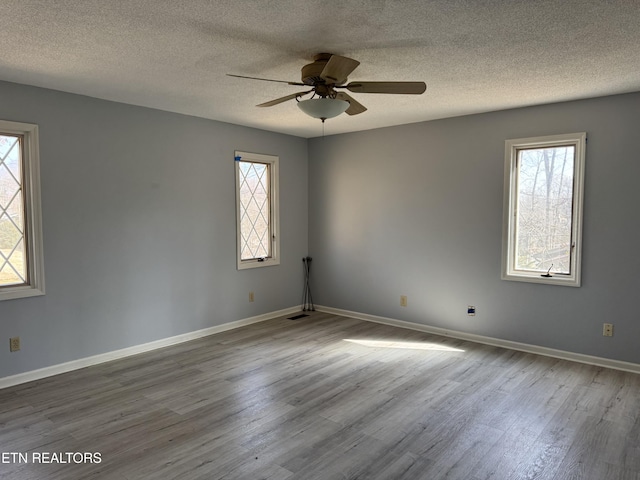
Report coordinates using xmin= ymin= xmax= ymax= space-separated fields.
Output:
xmin=228 ymin=53 xmax=427 ymax=121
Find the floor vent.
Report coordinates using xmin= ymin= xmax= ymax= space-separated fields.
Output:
xmin=287 ymin=314 xmax=310 ymax=320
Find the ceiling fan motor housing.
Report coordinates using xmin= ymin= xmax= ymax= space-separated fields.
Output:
xmin=301 ymin=53 xmax=335 ymax=86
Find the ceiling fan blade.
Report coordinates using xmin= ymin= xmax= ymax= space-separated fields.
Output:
xmin=320 ymin=55 xmax=360 ymax=84
xmin=227 ymin=73 xmax=306 ymax=86
xmin=257 ymin=90 xmax=312 ymax=107
xmin=336 ymin=92 xmax=367 ymax=116
xmin=345 ymin=81 xmax=427 ymax=94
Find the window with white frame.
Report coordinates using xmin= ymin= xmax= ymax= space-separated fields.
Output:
xmin=502 ymin=132 xmax=586 ymax=287
xmin=0 ymin=120 xmax=45 ymax=300
xmin=235 ymin=151 xmax=279 ymax=270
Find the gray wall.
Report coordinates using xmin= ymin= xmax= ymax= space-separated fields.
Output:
xmin=0 ymin=81 xmax=308 ymax=378
xmin=3 ymin=79 xmax=639 ymax=380
xmin=309 ymin=92 xmax=640 ymax=364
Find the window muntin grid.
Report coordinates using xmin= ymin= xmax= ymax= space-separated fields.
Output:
xmin=0 ymin=134 xmax=27 ymax=287
xmin=238 ymin=160 xmax=271 ymax=260
xmin=234 ymin=151 xmax=279 ymax=270
xmin=0 ymin=120 xmax=45 ymax=301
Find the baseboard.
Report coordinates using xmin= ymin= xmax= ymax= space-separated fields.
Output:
xmin=0 ymin=306 xmax=300 ymax=389
xmin=316 ymin=305 xmax=640 ymax=375
xmin=5 ymin=304 xmax=637 ymax=390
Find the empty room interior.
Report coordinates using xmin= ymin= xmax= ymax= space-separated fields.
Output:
xmin=1 ymin=1 xmax=640 ymax=479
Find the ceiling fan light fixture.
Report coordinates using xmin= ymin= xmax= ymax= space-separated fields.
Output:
xmin=297 ymin=98 xmax=349 ymax=121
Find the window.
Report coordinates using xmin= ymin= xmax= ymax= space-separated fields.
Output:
xmin=502 ymin=133 xmax=586 ymax=287
xmin=0 ymin=120 xmax=45 ymax=301
xmin=235 ymin=151 xmax=279 ymax=270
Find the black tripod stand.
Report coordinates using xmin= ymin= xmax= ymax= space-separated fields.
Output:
xmin=302 ymin=256 xmax=315 ymax=311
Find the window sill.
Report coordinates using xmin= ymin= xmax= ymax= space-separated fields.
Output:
xmin=502 ymin=272 xmax=580 ymax=287
xmin=237 ymin=258 xmax=280 ymax=270
xmin=0 ymin=285 xmax=46 ymax=302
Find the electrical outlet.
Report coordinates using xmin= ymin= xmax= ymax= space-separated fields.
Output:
xmin=467 ymin=306 xmax=476 ymax=316
xmin=400 ymin=295 xmax=407 ymax=307
xmin=603 ymin=323 xmax=613 ymax=337
xmin=249 ymin=292 xmax=254 ymax=302
xmin=9 ymin=337 xmax=20 ymax=352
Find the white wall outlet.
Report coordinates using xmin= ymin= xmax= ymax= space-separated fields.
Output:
xmin=10 ymin=337 xmax=20 ymax=352
xmin=603 ymin=323 xmax=613 ymax=337
xmin=249 ymin=292 xmax=255 ymax=302
xmin=400 ymin=295 xmax=407 ymax=307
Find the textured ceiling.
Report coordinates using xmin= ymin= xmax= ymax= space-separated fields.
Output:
xmin=1 ymin=0 xmax=639 ymax=138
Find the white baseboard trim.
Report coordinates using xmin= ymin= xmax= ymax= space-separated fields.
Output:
xmin=316 ymin=305 xmax=640 ymax=375
xmin=0 ymin=306 xmax=300 ymax=389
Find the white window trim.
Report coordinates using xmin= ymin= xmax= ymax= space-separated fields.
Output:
xmin=0 ymin=120 xmax=45 ymax=301
xmin=234 ymin=151 xmax=280 ymax=270
xmin=501 ymin=132 xmax=586 ymax=287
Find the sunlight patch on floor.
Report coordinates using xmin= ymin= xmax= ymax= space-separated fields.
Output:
xmin=343 ymin=339 xmax=465 ymax=352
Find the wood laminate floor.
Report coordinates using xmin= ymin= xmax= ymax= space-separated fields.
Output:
xmin=1 ymin=312 xmax=639 ymax=479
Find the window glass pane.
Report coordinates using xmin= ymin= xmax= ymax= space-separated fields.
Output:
xmin=515 ymin=145 xmax=575 ymax=274
xmin=0 ymin=134 xmax=27 ymax=286
xmin=238 ymin=161 xmax=270 ymax=260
